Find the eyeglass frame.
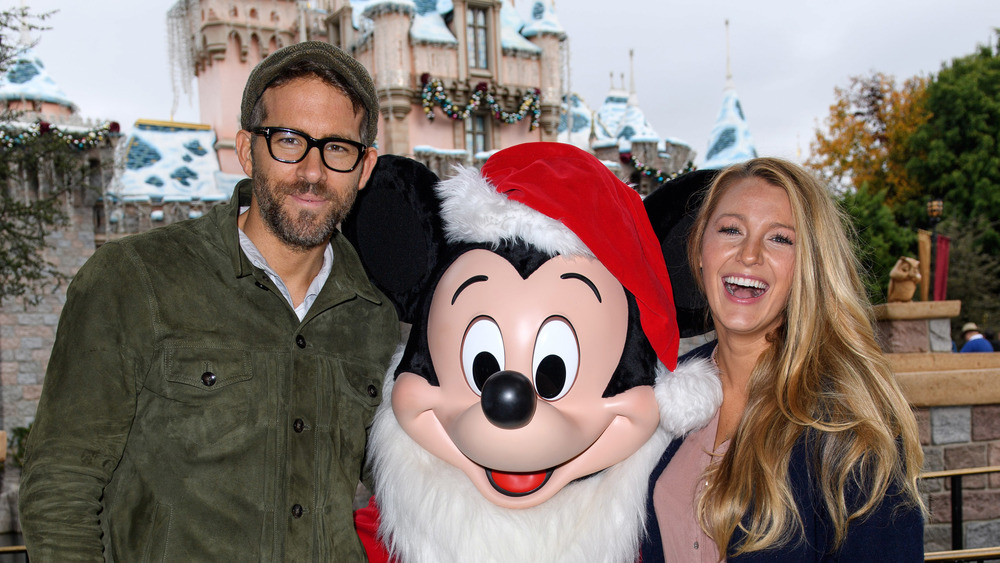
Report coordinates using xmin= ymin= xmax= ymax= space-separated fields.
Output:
xmin=250 ymin=126 xmax=368 ymax=173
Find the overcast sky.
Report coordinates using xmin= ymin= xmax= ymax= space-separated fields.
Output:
xmin=14 ymin=0 xmax=1000 ymax=165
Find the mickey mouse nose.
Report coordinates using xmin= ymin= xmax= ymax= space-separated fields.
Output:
xmin=480 ymin=370 xmax=536 ymax=430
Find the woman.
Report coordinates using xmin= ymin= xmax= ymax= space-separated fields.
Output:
xmin=641 ymin=158 xmax=925 ymax=561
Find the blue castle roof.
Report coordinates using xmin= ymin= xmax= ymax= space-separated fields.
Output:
xmin=0 ymin=48 xmax=76 ymax=110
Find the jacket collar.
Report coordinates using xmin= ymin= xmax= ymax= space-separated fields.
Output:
xmin=218 ymin=178 xmax=256 ymax=279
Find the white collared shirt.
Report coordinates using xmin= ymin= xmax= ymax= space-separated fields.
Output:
xmin=238 ymin=208 xmax=333 ymax=321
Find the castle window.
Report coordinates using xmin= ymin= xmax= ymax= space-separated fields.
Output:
xmin=466 ymin=6 xmax=489 ymax=71
xmin=465 ymin=113 xmax=490 ymax=155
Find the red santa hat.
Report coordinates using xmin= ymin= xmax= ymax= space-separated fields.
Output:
xmin=435 ymin=142 xmax=679 ymax=370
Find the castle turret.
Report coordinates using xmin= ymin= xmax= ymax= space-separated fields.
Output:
xmin=361 ymin=0 xmax=417 ymax=156
xmin=521 ymin=0 xmax=565 ymax=140
xmin=170 ymin=0 xmax=298 ymax=174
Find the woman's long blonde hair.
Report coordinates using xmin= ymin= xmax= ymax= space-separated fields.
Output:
xmin=686 ymin=158 xmax=924 ymax=555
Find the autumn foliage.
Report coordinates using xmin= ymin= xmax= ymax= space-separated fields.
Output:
xmin=808 ymin=72 xmax=929 ymax=205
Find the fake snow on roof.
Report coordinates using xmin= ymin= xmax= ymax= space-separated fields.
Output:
xmin=521 ymin=0 xmax=565 ymax=39
xmin=0 ymin=48 xmax=76 ymax=110
xmin=594 ymin=87 xmax=627 ymax=142
xmin=358 ymin=0 xmax=416 ymax=15
xmin=592 ymin=88 xmax=659 ymax=152
xmin=617 ymin=104 xmax=659 ymax=143
xmin=558 ymin=92 xmax=594 ymax=149
xmin=500 ymin=0 xmax=541 ymax=53
xmin=114 ymin=120 xmax=231 ymax=203
xmin=701 ymin=86 xmax=757 ymax=170
xmin=411 ymin=0 xmax=457 ymax=45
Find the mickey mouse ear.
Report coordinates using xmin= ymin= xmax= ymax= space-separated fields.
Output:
xmin=643 ymin=168 xmax=719 ymax=337
xmin=341 ymin=155 xmax=446 ymax=323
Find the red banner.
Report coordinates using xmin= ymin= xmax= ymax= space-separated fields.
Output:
xmin=934 ymin=235 xmax=950 ymax=301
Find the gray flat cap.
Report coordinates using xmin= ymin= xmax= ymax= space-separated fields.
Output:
xmin=240 ymin=41 xmax=378 ymax=142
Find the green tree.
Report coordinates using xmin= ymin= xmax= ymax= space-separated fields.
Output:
xmin=936 ymin=215 xmax=1000 ymax=338
xmin=0 ymin=7 xmax=103 ymax=305
xmin=837 ymin=185 xmax=916 ymax=303
xmin=906 ymin=42 xmax=1000 ymax=248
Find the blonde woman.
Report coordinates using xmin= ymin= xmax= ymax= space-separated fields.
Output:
xmin=641 ymin=158 xmax=925 ymax=561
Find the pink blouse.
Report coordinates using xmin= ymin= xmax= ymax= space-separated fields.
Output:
xmin=653 ymin=408 xmax=728 ymax=562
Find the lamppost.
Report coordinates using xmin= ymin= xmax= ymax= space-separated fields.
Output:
xmin=927 ymin=198 xmax=944 ymax=301
xmin=927 ymin=198 xmax=944 ymax=230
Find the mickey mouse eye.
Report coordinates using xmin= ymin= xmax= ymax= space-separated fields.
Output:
xmin=532 ymin=317 xmax=579 ymax=401
xmin=462 ymin=317 xmax=505 ymax=395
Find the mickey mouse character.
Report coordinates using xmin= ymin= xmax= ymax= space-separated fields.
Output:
xmin=344 ymin=143 xmax=720 ymax=563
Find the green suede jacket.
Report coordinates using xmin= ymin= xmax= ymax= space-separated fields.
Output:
xmin=19 ymin=180 xmax=400 ymax=562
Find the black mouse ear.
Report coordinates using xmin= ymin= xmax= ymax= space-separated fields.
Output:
xmin=342 ymin=155 xmax=447 ymax=323
xmin=644 ymin=168 xmax=719 ymax=337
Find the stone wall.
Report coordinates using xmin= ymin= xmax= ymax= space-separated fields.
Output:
xmin=0 ymin=204 xmax=96 ymax=434
xmin=917 ymin=404 xmax=1000 ymax=551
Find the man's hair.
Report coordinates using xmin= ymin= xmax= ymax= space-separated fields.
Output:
xmin=240 ymin=41 xmax=378 ymax=146
xmin=245 ymin=59 xmax=372 ymax=145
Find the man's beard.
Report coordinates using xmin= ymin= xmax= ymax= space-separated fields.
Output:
xmin=253 ymin=172 xmax=357 ymax=251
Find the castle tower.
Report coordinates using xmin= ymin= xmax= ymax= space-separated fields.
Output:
xmin=360 ymin=1 xmax=415 ymax=157
xmin=169 ymin=0 xmax=299 ymax=174
xmin=521 ymin=0 xmax=565 ymax=139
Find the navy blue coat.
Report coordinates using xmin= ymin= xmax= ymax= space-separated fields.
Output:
xmin=639 ymin=344 xmax=924 ymax=562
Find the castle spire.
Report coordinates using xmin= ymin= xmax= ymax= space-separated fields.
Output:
xmin=627 ymin=48 xmax=638 ymax=107
xmin=725 ymin=19 xmax=734 ymax=90
xmin=629 ymin=49 xmax=635 ymax=94
xmin=19 ymin=0 xmax=31 ymax=46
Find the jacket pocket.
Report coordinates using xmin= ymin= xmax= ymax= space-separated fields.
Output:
xmin=157 ymin=346 xmax=255 ymax=448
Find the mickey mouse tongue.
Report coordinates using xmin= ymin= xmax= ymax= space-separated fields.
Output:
xmin=486 ymin=468 xmax=553 ymax=497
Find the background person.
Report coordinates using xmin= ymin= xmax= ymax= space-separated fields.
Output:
xmin=19 ymin=42 xmax=399 ymax=561
xmin=641 ymin=158 xmax=925 ymax=562
xmin=959 ymin=322 xmax=994 ymax=352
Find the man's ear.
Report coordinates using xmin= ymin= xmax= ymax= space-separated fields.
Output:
xmin=357 ymin=147 xmax=378 ymax=190
xmin=236 ymin=129 xmax=255 ymax=178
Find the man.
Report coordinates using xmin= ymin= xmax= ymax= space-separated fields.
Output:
xmin=19 ymin=42 xmax=400 ymax=561
xmin=960 ymin=322 xmax=994 ymax=353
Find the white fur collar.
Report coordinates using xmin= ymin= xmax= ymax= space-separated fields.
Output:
xmin=369 ymin=349 xmax=721 ymax=563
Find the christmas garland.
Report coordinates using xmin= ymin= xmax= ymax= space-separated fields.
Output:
xmin=420 ymin=74 xmax=540 ymax=131
xmin=621 ymin=151 xmax=695 ymax=183
xmin=0 ymin=120 xmax=120 ymax=150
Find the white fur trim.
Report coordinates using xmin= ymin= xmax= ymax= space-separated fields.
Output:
xmin=370 ymin=346 xmax=672 ymax=563
xmin=655 ymin=356 xmax=723 ymax=436
xmin=436 ymin=165 xmax=593 ymax=258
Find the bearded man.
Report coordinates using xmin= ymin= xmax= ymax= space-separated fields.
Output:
xmin=19 ymin=42 xmax=400 ymax=562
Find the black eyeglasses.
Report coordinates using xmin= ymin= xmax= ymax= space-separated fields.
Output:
xmin=251 ymin=127 xmax=367 ymax=172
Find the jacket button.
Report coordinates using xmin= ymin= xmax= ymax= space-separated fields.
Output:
xmin=293 ymin=418 xmax=305 ymax=433
xmin=291 ymin=504 xmax=303 ymax=518
xmin=367 ymin=385 xmax=378 ymax=398
xmin=254 ymin=281 xmax=268 ymax=290
xmin=201 ymin=372 xmax=217 ymax=386
xmin=295 ymin=335 xmax=306 ymax=348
